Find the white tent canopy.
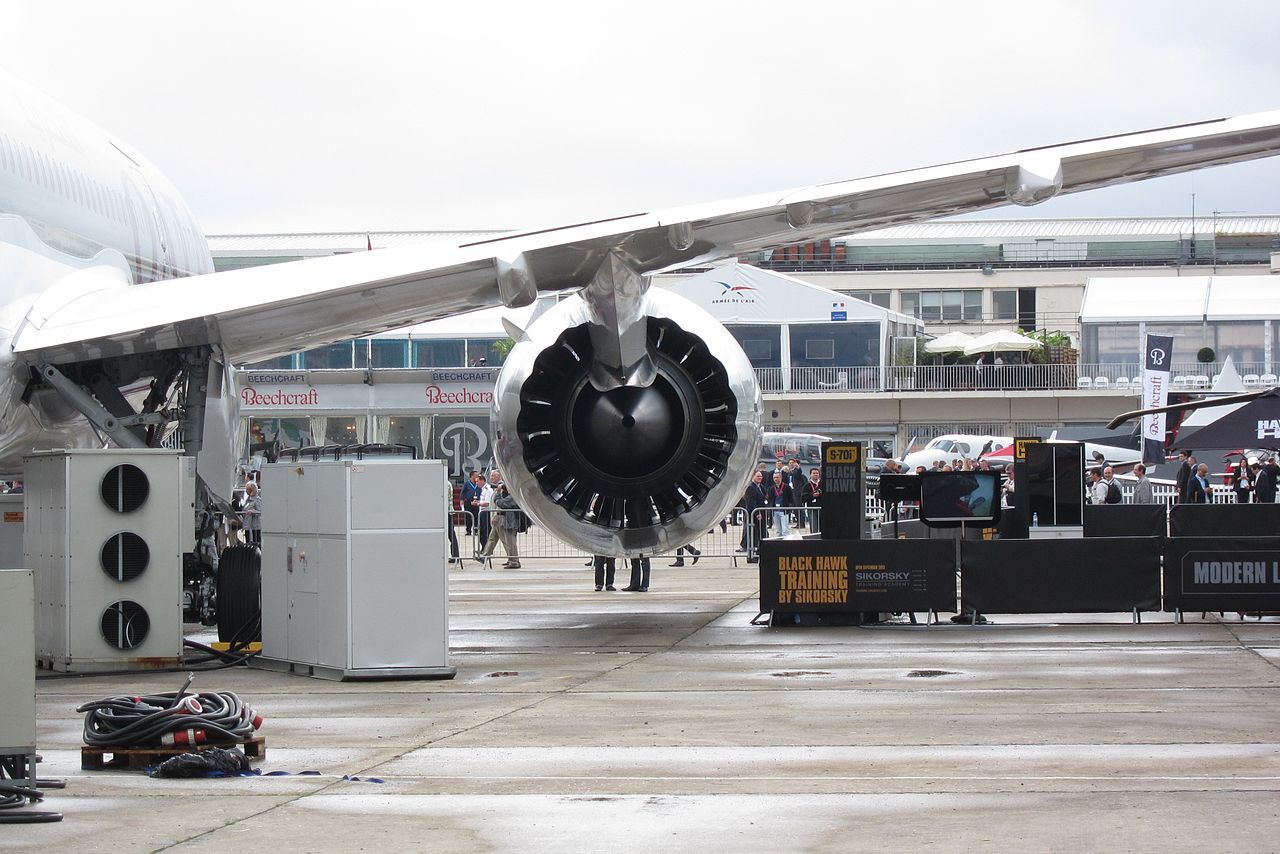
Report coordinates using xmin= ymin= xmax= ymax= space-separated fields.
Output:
xmin=962 ymin=329 xmax=1042 ymax=355
xmin=662 ymin=263 xmax=920 ymax=327
xmin=1080 ymin=275 xmax=1278 ymax=323
xmin=923 ymin=331 xmax=975 ymax=354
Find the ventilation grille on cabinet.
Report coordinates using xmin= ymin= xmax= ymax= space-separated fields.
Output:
xmin=100 ymin=600 xmax=150 ymax=649
xmin=100 ymin=464 xmax=150 ymax=513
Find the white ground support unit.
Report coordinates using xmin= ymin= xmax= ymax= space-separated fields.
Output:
xmin=25 ymin=450 xmax=191 ymax=672
xmin=256 ymin=458 xmax=454 ymax=681
xmin=0 ymin=570 xmax=36 ymax=789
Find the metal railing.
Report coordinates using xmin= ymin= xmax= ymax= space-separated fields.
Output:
xmin=756 ymin=361 xmax=1277 ymax=395
xmin=444 ymin=484 xmax=1263 ymax=566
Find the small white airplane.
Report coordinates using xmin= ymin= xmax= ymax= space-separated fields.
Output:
xmin=901 ymin=434 xmax=1013 ymax=471
xmin=5 ymin=64 xmax=1280 ymax=556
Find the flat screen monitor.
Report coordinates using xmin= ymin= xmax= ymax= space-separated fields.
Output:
xmin=919 ymin=472 xmax=1001 ymax=523
xmin=878 ymin=473 xmax=921 ymax=503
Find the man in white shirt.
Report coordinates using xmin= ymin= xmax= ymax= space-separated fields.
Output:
xmin=476 ymin=470 xmax=499 ymax=552
xmin=1088 ymin=468 xmax=1108 ymax=505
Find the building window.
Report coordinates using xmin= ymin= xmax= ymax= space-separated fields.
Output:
xmin=412 ymin=339 xmax=465 ymax=367
xmin=901 ymin=289 xmax=983 ymax=322
xmin=993 ymin=289 xmax=1018 ymax=321
xmin=805 ymin=339 xmax=835 ymax=360
xmin=244 ymin=355 xmax=295 ymax=371
xmin=742 ymin=339 xmax=773 ymax=360
xmin=370 ymin=339 xmax=408 ymax=368
xmin=300 ymin=342 xmax=354 ymax=370
xmin=847 ymin=290 xmax=891 ymax=309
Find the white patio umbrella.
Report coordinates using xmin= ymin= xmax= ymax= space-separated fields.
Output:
xmin=922 ymin=331 xmax=976 ymax=354
xmin=962 ymin=329 xmax=1042 ymax=355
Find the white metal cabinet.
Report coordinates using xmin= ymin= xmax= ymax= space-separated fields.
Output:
xmin=257 ymin=458 xmax=453 ymax=680
xmin=24 ymin=450 xmax=189 ymax=671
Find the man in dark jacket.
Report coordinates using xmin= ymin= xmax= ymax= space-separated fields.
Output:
xmin=740 ymin=471 xmax=768 ymax=561
xmin=1186 ymin=462 xmax=1211 ymax=504
xmin=786 ymin=458 xmax=807 ymax=528
xmin=460 ymin=470 xmax=480 ymax=535
xmin=1175 ymin=451 xmax=1193 ymax=503
xmin=1255 ymin=459 xmax=1278 ymax=503
xmin=800 ymin=467 xmax=822 ymax=532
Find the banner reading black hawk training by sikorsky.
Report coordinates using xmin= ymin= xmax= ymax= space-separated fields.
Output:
xmin=1141 ymin=334 xmax=1174 ymax=465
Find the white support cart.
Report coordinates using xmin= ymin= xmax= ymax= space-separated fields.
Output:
xmin=256 ymin=457 xmax=454 ymax=681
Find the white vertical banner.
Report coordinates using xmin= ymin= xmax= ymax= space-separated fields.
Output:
xmin=1142 ymin=334 xmax=1174 ymax=464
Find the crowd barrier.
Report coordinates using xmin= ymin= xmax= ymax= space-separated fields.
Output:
xmin=759 ymin=518 xmax=1280 ymax=621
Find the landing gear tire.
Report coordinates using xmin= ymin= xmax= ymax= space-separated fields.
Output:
xmin=217 ymin=544 xmax=262 ymax=644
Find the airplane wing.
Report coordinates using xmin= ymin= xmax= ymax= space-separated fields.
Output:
xmin=1105 ymin=387 xmax=1275 ymax=430
xmin=14 ymin=109 xmax=1280 ymax=367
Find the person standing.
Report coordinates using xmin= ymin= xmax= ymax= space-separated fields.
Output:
xmin=1175 ymin=451 xmax=1193 ymax=502
xmin=476 ymin=470 xmax=499 ymax=550
xmin=460 ymin=470 xmax=480 ymax=536
xmin=801 ymin=467 xmax=822 ymax=532
xmin=741 ymin=471 xmax=768 ymax=561
xmin=446 ymin=478 xmax=460 ymax=564
xmin=1131 ymin=463 xmax=1155 ymax=504
xmin=623 ymin=555 xmax=650 ymax=592
xmin=240 ymin=481 xmax=262 ymax=546
xmin=786 ymin=458 xmax=807 ymax=529
xmin=1186 ymin=463 xmax=1212 ymax=504
xmin=593 ymin=555 xmax=616 ymax=591
xmin=1231 ymin=460 xmax=1253 ymax=504
xmin=1101 ymin=466 xmax=1122 ymax=504
xmin=1087 ymin=468 xmax=1107 ymax=505
xmin=768 ymin=471 xmax=795 ymax=536
xmin=477 ymin=483 xmax=522 ymax=567
xmin=1254 ymin=458 xmax=1278 ymax=503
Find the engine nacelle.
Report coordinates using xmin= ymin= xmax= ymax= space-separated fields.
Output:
xmin=493 ymin=289 xmax=762 ymax=557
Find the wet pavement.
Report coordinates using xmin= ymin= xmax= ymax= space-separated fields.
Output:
xmin=14 ymin=558 xmax=1280 ymax=852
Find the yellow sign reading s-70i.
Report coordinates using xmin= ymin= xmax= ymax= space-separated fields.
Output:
xmin=825 ymin=445 xmax=859 ymax=464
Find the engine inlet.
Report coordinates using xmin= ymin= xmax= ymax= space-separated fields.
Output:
xmin=517 ymin=319 xmax=735 ymax=530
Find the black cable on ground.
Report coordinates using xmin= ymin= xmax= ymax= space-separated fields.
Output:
xmin=36 ymin=617 xmax=262 ymax=680
xmin=78 ymin=673 xmax=263 ymax=749
xmin=0 ymin=756 xmax=62 ymax=824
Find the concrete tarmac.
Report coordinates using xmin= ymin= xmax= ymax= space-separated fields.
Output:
xmin=13 ymin=557 xmax=1280 ymax=852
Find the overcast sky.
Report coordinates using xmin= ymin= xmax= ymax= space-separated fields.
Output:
xmin=7 ymin=1 xmax=1279 ymax=234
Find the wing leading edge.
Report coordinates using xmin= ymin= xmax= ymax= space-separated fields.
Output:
xmin=14 ymin=109 xmax=1280 ymax=367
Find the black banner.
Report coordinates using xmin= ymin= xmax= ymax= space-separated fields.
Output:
xmin=961 ymin=538 xmax=1160 ymax=613
xmin=1083 ymin=504 xmax=1167 ymax=539
xmin=819 ymin=442 xmax=864 ymax=541
xmin=1163 ymin=537 xmax=1280 ymax=611
xmin=760 ymin=538 xmax=955 ymax=614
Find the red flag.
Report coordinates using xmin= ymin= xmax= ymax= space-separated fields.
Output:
xmin=366 ymin=233 xmax=373 ymax=251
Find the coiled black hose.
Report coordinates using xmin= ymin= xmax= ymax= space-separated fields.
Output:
xmin=78 ymin=674 xmax=262 ymax=749
xmin=0 ymin=756 xmax=62 ymax=824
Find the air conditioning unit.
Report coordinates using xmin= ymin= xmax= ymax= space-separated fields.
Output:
xmin=25 ymin=450 xmax=192 ymax=671
xmin=256 ymin=458 xmax=454 ymax=681
xmin=0 ymin=570 xmax=36 ymax=787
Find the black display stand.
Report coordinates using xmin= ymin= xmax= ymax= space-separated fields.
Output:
xmin=760 ymin=538 xmax=956 ymax=621
xmin=819 ymin=441 xmax=864 ymax=541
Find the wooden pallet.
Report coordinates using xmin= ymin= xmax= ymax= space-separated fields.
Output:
xmin=81 ymin=735 xmax=265 ymax=770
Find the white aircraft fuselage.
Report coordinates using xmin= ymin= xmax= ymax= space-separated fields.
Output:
xmin=0 ymin=69 xmax=213 ymax=476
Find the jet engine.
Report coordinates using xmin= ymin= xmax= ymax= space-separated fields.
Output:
xmin=493 ymin=288 xmax=762 ymax=557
